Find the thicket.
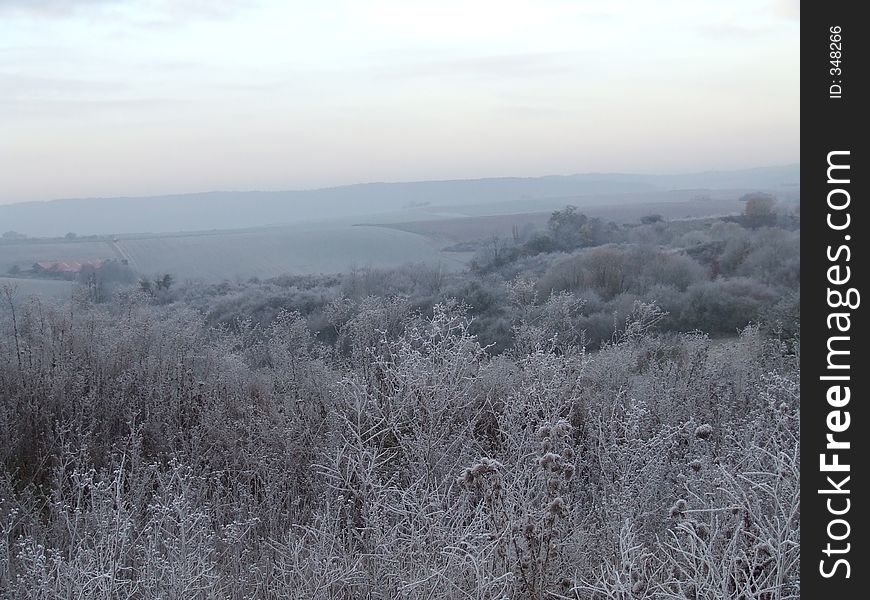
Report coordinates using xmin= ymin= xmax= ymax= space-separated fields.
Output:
xmin=0 ymin=285 xmax=798 ymax=598
xmin=165 ymin=205 xmax=799 ymax=352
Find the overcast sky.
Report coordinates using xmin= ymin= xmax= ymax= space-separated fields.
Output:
xmin=0 ymin=0 xmax=799 ymax=204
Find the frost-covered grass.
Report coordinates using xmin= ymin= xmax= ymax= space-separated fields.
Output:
xmin=0 ymin=291 xmax=799 ymax=599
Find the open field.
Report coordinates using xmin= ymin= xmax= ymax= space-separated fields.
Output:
xmin=1 ymin=225 xmax=466 ymax=283
xmin=373 ymin=212 xmax=552 ymax=245
xmin=116 ymin=224 xmax=469 ymax=281
xmin=0 ymin=191 xmax=792 ymax=284
xmin=415 ymin=188 xmax=759 ymax=220
xmin=374 ymin=193 xmax=751 ymax=245
xmin=0 ymin=277 xmax=74 ymax=300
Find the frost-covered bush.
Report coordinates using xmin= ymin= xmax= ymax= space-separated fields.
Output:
xmin=0 ymin=285 xmax=799 ymax=599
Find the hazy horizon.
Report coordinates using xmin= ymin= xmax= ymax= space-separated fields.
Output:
xmin=2 ymin=161 xmax=799 ymax=206
xmin=1 ymin=0 xmax=799 ymax=205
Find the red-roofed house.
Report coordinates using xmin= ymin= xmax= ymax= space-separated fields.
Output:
xmin=33 ymin=259 xmax=104 ymax=275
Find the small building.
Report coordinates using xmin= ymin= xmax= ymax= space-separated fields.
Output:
xmin=33 ymin=259 xmax=104 ymax=275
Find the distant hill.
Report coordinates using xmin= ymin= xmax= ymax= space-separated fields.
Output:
xmin=0 ymin=165 xmax=799 ymax=238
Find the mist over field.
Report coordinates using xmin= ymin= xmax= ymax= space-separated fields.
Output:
xmin=1 ymin=165 xmax=798 ymax=237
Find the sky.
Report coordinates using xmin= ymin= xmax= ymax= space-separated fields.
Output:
xmin=0 ymin=0 xmax=800 ymax=204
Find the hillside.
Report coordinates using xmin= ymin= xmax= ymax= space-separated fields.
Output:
xmin=0 ymin=165 xmax=799 ymax=237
